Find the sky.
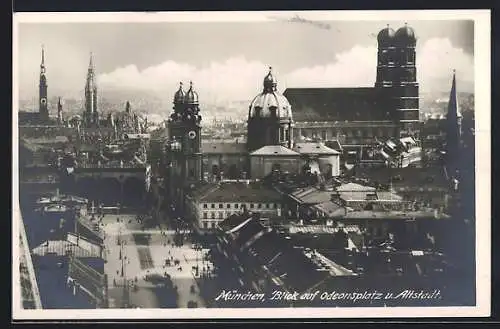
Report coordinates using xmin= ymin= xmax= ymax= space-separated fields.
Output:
xmin=16 ymin=17 xmax=475 ymax=103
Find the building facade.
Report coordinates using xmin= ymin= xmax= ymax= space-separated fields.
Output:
xmin=185 ymin=181 xmax=283 ymax=232
xmin=284 ymin=24 xmax=421 ymax=154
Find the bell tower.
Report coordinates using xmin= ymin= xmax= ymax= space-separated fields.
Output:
xmin=166 ymin=82 xmax=203 ymax=213
xmin=375 ymin=25 xmax=397 ymax=88
xmin=39 ymin=45 xmax=49 ymax=121
xmin=393 ymin=23 xmax=420 ymax=140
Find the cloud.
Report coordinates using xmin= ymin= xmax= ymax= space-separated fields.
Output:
xmin=285 ymin=38 xmax=474 ymax=92
xmin=97 ymin=37 xmax=474 ymax=104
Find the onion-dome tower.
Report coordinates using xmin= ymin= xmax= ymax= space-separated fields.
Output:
xmin=393 ymin=23 xmax=420 ymax=139
xmin=375 ymin=25 xmax=397 ymax=88
xmin=167 ymin=80 xmax=203 ymax=189
xmin=171 ymin=82 xmax=186 ymax=122
xmin=247 ymin=67 xmax=293 ymax=152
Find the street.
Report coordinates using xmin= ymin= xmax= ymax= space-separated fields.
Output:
xmin=100 ymin=214 xmax=211 ymax=308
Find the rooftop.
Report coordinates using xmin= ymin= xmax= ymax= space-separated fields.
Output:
xmin=284 ymin=87 xmax=392 ymax=122
xmin=292 ymin=142 xmax=340 ymax=155
xmin=201 ymin=142 xmax=247 ymax=154
xmin=250 ymin=145 xmax=300 ymax=156
xmin=190 ymin=182 xmax=282 ymax=203
xmin=218 ymin=216 xmax=333 ymax=293
xmin=354 ymin=166 xmax=449 ymax=190
xmin=218 ymin=213 xmax=253 ymax=232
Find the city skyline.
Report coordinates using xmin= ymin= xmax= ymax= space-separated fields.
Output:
xmin=17 ymin=18 xmax=474 ymax=103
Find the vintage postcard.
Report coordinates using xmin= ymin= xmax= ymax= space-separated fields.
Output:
xmin=12 ymin=10 xmax=491 ymax=320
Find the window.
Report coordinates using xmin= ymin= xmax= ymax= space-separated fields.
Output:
xmin=203 ymin=204 xmax=208 ymax=209
xmin=211 ymin=204 xmax=215 ymax=209
xmin=235 ymin=204 xmax=239 ymax=209
xmin=211 ymin=212 xmax=215 ymax=219
xmin=219 ymin=204 xmax=223 ymax=209
xmin=257 ymin=203 xmax=262 ymax=209
xmin=211 ymin=222 xmax=216 ymax=229
xmin=273 ymin=203 xmax=278 ymax=209
xmin=250 ymin=204 xmax=254 ymax=209
xmin=266 ymin=204 xmax=270 ymax=209
xmin=226 ymin=204 xmax=231 ymax=209
xmin=203 ymin=222 xmax=208 ymax=229
xmin=203 ymin=212 xmax=208 ymax=219
xmin=219 ymin=212 xmax=224 ymax=219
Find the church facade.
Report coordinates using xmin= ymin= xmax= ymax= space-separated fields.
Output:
xmin=284 ymin=24 xmax=421 ymax=152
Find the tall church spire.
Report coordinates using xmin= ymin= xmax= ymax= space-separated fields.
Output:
xmin=39 ymin=45 xmax=48 ymax=121
xmin=57 ymin=97 xmax=63 ymax=125
xmin=446 ymin=70 xmax=462 ymax=173
xmin=41 ymin=45 xmax=45 ymax=68
xmin=84 ymin=52 xmax=99 ymax=127
xmin=89 ymin=52 xmax=94 ymax=70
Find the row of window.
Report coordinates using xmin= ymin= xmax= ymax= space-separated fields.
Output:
xmin=300 ymin=128 xmax=394 ymax=139
xmin=202 ymin=203 xmax=278 ymax=210
xmin=202 ymin=211 xmax=233 ymax=219
xmin=201 ymin=208 xmax=276 ymax=220
xmin=202 ymin=222 xmax=217 ymax=229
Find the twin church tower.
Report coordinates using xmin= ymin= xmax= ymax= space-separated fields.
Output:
xmin=375 ymin=23 xmax=420 ymax=138
xmin=37 ymin=47 xmax=98 ymax=127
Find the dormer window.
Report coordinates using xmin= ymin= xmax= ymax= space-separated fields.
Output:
xmin=254 ymin=107 xmax=262 ymax=117
xmin=269 ymin=107 xmax=277 ymax=117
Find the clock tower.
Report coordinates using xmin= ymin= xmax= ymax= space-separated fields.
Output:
xmin=166 ymin=82 xmax=203 ymax=213
xmin=39 ymin=46 xmax=49 ymax=121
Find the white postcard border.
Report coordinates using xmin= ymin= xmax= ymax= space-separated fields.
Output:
xmin=12 ymin=9 xmax=491 ymax=320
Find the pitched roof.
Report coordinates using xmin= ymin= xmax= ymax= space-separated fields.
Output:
xmin=250 ymin=145 xmax=300 ymax=156
xmin=284 ymin=87 xmax=392 ymax=122
xmin=313 ymin=201 xmax=346 ymax=217
xmin=292 ymin=142 xmax=340 ymax=155
xmin=218 ymin=214 xmax=253 ymax=232
xmin=325 ymin=140 xmax=343 ymax=151
xmin=291 ymin=187 xmax=332 ymax=204
xmin=337 ymin=182 xmax=376 ymax=192
xmin=355 ymin=167 xmax=449 ymax=190
xmin=201 ymin=142 xmax=247 ymax=154
xmin=191 ymin=182 xmax=282 ymax=203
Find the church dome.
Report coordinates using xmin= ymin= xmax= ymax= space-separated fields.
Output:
xmin=184 ymin=81 xmax=199 ymax=105
xmin=395 ymin=23 xmax=416 ymax=45
xmin=377 ymin=25 xmax=396 ymax=46
xmin=173 ymin=82 xmax=186 ymax=104
xmin=248 ymin=67 xmax=292 ymax=120
xmin=263 ymin=66 xmax=278 ymax=91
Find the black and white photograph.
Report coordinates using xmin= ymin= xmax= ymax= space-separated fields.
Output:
xmin=12 ymin=10 xmax=490 ymax=319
